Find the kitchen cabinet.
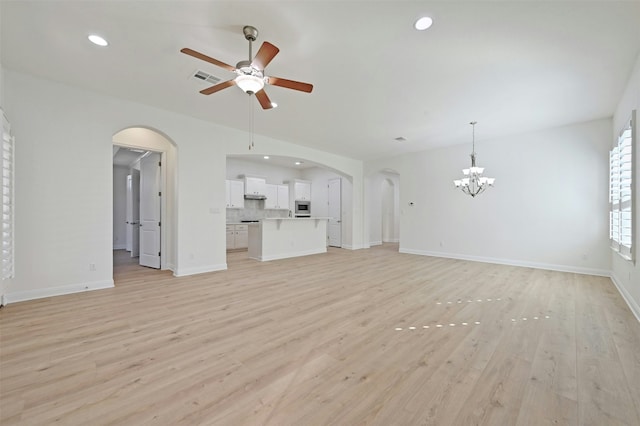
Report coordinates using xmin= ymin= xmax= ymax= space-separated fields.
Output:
xmin=226 ymin=224 xmax=248 ymax=250
xmin=244 ymin=175 xmax=266 ymax=197
xmin=265 ymin=184 xmax=290 ymax=209
xmin=226 ymin=179 xmax=245 ymax=209
xmin=294 ymin=180 xmax=311 ymax=201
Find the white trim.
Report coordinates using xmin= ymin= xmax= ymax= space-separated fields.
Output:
xmin=342 ymin=244 xmax=366 ymax=250
xmin=383 ymin=238 xmax=400 ymax=243
xmin=4 ymin=279 xmax=114 ymax=304
xmin=369 ymin=240 xmax=382 ymax=246
xmin=113 ymin=244 xmax=127 ymax=250
xmin=163 ymin=262 xmax=176 ymax=272
xmin=398 ymin=248 xmax=611 ymax=277
xmin=173 ymin=263 xmax=227 ymax=277
xmin=610 ymin=272 xmax=640 ymax=323
xmin=250 ymin=248 xmax=327 ymax=262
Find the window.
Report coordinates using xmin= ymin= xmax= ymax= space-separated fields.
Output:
xmin=1 ymin=109 xmax=14 ymax=280
xmin=609 ymin=110 xmax=635 ymax=260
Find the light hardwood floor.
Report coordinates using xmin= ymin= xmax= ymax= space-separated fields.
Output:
xmin=1 ymin=245 xmax=639 ymax=425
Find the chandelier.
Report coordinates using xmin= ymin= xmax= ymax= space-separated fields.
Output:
xmin=453 ymin=121 xmax=495 ymax=197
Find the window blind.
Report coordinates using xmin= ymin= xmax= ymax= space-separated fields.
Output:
xmin=1 ymin=110 xmax=14 ymax=280
xmin=609 ymin=111 xmax=635 ymax=260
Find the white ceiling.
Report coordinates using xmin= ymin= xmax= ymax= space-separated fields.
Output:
xmin=112 ymin=146 xmax=148 ymax=167
xmin=2 ymin=1 xmax=639 ymax=161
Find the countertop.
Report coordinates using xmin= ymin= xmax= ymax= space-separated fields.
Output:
xmin=261 ymin=217 xmax=331 ymax=221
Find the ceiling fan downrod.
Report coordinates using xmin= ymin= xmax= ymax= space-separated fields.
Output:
xmin=243 ymin=25 xmax=258 ymax=62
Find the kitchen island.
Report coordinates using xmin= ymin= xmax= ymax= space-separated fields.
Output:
xmin=248 ymin=217 xmax=329 ymax=261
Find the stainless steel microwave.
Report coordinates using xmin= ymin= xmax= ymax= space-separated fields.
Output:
xmin=295 ymin=200 xmax=311 ymax=216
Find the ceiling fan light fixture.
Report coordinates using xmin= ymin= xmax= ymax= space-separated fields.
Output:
xmin=235 ymin=74 xmax=264 ymax=94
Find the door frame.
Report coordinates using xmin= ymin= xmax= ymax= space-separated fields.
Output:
xmin=113 ymin=144 xmax=167 ymax=270
xmin=328 ymin=177 xmax=342 ymax=248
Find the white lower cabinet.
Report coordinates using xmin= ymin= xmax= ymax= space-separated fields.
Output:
xmin=226 ymin=224 xmax=249 ymax=250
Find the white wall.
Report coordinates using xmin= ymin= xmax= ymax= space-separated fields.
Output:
xmin=365 ymin=118 xmax=612 ymax=275
xmin=2 ymin=70 xmax=364 ymax=302
xmin=0 ymin=64 xmax=4 ymax=108
xmin=0 ymin=58 xmax=8 ymax=304
xmin=612 ymin=52 xmax=640 ymax=320
xmin=226 ymin=157 xmax=303 ymax=183
xmin=112 ymin=165 xmax=128 ymax=249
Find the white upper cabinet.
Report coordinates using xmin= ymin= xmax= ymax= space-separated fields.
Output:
xmin=277 ymin=184 xmax=290 ymax=209
xmin=244 ymin=175 xmax=267 ymax=196
xmin=265 ymin=183 xmax=289 ymax=209
xmin=226 ymin=179 xmax=245 ymax=209
xmin=294 ymin=180 xmax=311 ymax=201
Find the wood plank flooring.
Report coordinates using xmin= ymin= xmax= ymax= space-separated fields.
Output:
xmin=1 ymin=245 xmax=639 ymax=425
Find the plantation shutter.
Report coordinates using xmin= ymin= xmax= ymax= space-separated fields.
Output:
xmin=1 ymin=110 xmax=14 ymax=280
xmin=618 ymin=121 xmax=633 ymax=257
xmin=609 ymin=111 xmax=634 ymax=260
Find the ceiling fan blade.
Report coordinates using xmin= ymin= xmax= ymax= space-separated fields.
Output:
xmin=267 ymin=76 xmax=313 ymax=93
xmin=254 ymin=89 xmax=274 ymax=110
xmin=180 ymin=48 xmax=235 ymax=72
xmin=251 ymin=42 xmax=279 ymax=70
xmin=200 ymin=79 xmax=236 ymax=95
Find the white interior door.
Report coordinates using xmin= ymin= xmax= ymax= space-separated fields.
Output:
xmin=328 ymin=178 xmax=342 ymax=247
xmin=139 ymin=153 xmax=161 ymax=268
xmin=126 ymin=175 xmax=133 ymax=252
xmin=130 ymin=170 xmax=140 ymax=257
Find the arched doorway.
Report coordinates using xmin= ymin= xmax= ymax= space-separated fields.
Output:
xmin=381 ymin=178 xmax=397 ymax=243
xmin=366 ymin=169 xmax=400 ymax=248
xmin=112 ymin=127 xmax=177 ymax=276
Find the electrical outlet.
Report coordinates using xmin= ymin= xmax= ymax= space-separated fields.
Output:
xmin=89 ymin=263 xmax=96 ymax=271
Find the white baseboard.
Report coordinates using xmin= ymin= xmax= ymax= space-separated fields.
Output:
xmin=4 ymin=279 xmax=114 ymax=304
xmin=383 ymin=239 xmax=400 ymax=243
xmin=251 ymin=248 xmax=327 ymax=262
xmin=610 ymin=273 xmax=640 ymax=323
xmin=112 ymin=244 xmax=126 ymax=250
xmin=369 ymin=240 xmax=382 ymax=246
xmin=173 ymin=263 xmax=227 ymax=277
xmin=163 ymin=262 xmax=176 ymax=272
xmin=342 ymin=244 xmax=367 ymax=250
xmin=398 ymin=248 xmax=611 ymax=277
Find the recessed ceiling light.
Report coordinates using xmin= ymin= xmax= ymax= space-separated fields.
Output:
xmin=414 ymin=16 xmax=433 ymax=31
xmin=271 ymin=102 xmax=278 ymax=108
xmin=88 ymin=34 xmax=109 ymax=46
xmin=263 ymin=156 xmax=270 ymax=159
xmin=295 ymin=161 xmax=303 ymax=165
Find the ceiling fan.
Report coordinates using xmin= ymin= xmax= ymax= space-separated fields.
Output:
xmin=181 ymin=26 xmax=313 ymax=110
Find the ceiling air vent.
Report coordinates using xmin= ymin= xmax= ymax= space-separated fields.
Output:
xmin=191 ymin=69 xmax=222 ymax=85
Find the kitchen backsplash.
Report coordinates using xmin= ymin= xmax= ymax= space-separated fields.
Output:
xmin=226 ymin=199 xmax=290 ymax=223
